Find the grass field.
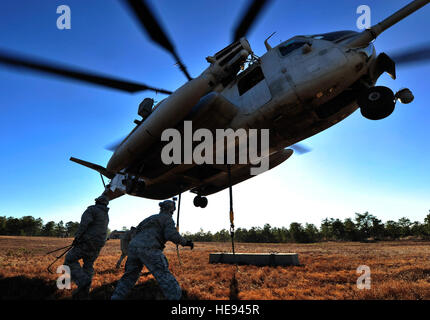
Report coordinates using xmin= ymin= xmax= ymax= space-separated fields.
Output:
xmin=0 ymin=236 xmax=429 ymax=300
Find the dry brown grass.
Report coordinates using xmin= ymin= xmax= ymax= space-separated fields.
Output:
xmin=0 ymin=236 xmax=430 ymax=300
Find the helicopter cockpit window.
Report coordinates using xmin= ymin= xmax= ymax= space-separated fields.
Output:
xmin=237 ymin=66 xmax=265 ymax=96
xmin=310 ymin=30 xmax=358 ymax=42
xmin=279 ymin=40 xmax=311 ymax=56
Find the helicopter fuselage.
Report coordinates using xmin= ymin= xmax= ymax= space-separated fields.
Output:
xmin=222 ymin=33 xmax=377 ymax=152
xmin=104 ymin=31 xmax=385 ymax=200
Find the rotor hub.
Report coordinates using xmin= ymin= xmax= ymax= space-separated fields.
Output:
xmin=368 ymin=92 xmax=381 ymax=101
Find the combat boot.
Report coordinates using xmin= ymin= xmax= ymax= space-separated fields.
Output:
xmin=72 ymin=280 xmax=91 ymax=300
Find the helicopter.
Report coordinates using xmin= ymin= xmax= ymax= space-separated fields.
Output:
xmin=0 ymin=0 xmax=429 ymax=209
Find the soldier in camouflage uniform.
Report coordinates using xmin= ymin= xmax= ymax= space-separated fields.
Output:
xmin=64 ymin=195 xmax=110 ymax=299
xmin=111 ymin=200 xmax=194 ymax=300
xmin=115 ymin=226 xmax=137 ymax=269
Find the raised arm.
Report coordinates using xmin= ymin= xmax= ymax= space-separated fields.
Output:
xmin=74 ymin=207 xmax=94 ymax=240
xmin=163 ymin=217 xmax=188 ymax=246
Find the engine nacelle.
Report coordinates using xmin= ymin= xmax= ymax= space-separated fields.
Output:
xmin=206 ymin=38 xmax=253 ymax=85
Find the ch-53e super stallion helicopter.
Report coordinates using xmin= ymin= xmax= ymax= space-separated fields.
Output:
xmin=1 ymin=0 xmax=429 ymax=209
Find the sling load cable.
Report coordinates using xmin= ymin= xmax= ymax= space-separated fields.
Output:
xmin=227 ymin=165 xmax=239 ymax=270
xmin=175 ymin=192 xmax=183 ymax=267
xmin=227 ymin=164 xmax=240 ymax=299
xmin=45 ymin=234 xmax=92 ymax=274
xmin=228 ymin=164 xmax=235 ymax=256
xmin=100 ymin=173 xmax=106 ymax=188
xmin=46 ymin=245 xmax=74 ymax=274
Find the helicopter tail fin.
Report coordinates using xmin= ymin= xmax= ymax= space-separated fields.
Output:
xmin=70 ymin=157 xmax=115 ymax=179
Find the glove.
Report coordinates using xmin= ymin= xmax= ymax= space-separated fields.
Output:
xmin=185 ymin=240 xmax=194 ymax=250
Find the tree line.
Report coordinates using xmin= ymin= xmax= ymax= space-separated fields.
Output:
xmin=0 ymin=216 xmax=80 ymax=237
xmin=1 ymin=211 xmax=430 ymax=243
xmin=184 ymin=211 xmax=430 ymax=243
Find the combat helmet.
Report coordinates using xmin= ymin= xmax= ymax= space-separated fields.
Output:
xmin=95 ymin=195 xmax=110 ymax=206
xmin=159 ymin=200 xmax=176 ymax=214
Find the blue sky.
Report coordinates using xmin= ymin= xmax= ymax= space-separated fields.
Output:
xmin=0 ymin=0 xmax=429 ymax=233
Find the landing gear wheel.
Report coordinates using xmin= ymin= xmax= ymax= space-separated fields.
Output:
xmin=193 ymin=196 xmax=208 ymax=208
xmin=358 ymin=86 xmax=395 ymax=120
xmin=395 ymin=88 xmax=414 ymax=104
xmin=199 ymin=197 xmax=208 ymax=208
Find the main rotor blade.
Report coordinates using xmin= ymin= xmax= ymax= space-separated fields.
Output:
xmin=233 ymin=0 xmax=272 ymax=42
xmin=123 ymin=0 xmax=192 ymax=81
xmin=0 ymin=49 xmax=172 ymax=94
xmin=105 ymin=135 xmax=128 ymax=152
xmin=390 ymin=43 xmax=430 ymax=66
xmin=290 ymin=143 xmax=312 ymax=155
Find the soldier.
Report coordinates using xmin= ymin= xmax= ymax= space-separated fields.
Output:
xmin=111 ymin=200 xmax=194 ymax=300
xmin=64 ymin=195 xmax=110 ymax=299
xmin=115 ymin=226 xmax=137 ymax=269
